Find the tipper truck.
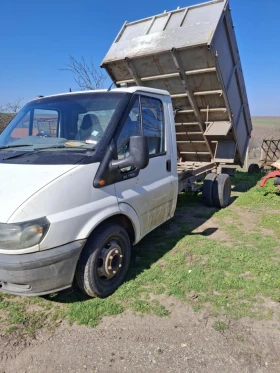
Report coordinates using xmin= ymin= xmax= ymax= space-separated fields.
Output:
xmin=0 ymin=0 xmax=251 ymax=297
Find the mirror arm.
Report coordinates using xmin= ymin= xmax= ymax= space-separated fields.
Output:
xmin=109 ymin=155 xmax=134 ymax=171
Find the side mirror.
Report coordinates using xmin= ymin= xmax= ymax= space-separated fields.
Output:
xmin=110 ymin=136 xmax=149 ymax=171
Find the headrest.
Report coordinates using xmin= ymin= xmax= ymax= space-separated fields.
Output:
xmin=81 ymin=114 xmax=100 ymax=130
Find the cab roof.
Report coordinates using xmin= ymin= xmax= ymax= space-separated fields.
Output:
xmin=32 ymin=86 xmax=170 ymax=102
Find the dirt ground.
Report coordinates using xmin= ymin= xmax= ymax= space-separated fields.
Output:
xmin=1 ymin=202 xmax=280 ymax=373
xmin=1 ymin=302 xmax=279 ymax=373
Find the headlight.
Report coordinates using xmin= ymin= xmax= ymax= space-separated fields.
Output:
xmin=0 ymin=217 xmax=50 ymax=250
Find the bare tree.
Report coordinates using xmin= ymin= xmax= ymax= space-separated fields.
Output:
xmin=5 ymin=97 xmax=23 ymax=113
xmin=60 ymin=55 xmax=107 ymax=90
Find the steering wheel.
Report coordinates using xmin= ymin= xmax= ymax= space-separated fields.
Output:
xmin=36 ymin=131 xmax=51 ymax=137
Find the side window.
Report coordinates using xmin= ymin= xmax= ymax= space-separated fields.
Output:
xmin=141 ymin=96 xmax=164 ymax=156
xmin=116 ymin=99 xmax=141 ymax=160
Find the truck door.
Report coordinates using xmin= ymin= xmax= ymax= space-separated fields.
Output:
xmin=114 ymin=94 xmax=173 ymax=237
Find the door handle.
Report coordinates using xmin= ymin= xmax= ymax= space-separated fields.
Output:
xmin=166 ymin=160 xmax=171 ymax=172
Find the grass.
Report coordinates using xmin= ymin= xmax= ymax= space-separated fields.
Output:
xmin=0 ymin=293 xmax=63 ymax=337
xmin=1 ymin=171 xmax=280 ymax=336
xmin=235 ymin=178 xmax=280 ymax=209
xmin=213 ymin=321 xmax=229 ymax=332
xmin=260 ymin=213 xmax=280 ymax=237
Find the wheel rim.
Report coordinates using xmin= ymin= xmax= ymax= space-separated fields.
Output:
xmin=97 ymin=239 xmax=124 ymax=281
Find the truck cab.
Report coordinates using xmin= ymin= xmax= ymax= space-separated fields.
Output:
xmin=0 ymin=87 xmax=178 ymax=297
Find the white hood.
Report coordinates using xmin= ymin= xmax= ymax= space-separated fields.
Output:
xmin=0 ymin=163 xmax=77 ymax=223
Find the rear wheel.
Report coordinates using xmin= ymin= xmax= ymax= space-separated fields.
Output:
xmin=248 ymin=163 xmax=260 ymax=174
xmin=212 ymin=174 xmax=231 ymax=208
xmin=75 ymin=223 xmax=131 ymax=298
xmin=202 ymin=173 xmax=217 ymax=207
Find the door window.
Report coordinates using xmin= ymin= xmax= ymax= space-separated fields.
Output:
xmin=116 ymin=95 xmax=165 ymax=161
xmin=141 ymin=96 xmax=165 ymax=155
xmin=116 ymin=99 xmax=141 ymax=160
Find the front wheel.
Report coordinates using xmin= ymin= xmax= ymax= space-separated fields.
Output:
xmin=75 ymin=223 xmax=131 ymax=298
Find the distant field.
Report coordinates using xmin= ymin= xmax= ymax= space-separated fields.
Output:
xmin=250 ymin=116 xmax=280 ymax=144
xmin=248 ymin=116 xmax=280 ymax=161
xmin=252 ymin=116 xmax=280 ymax=126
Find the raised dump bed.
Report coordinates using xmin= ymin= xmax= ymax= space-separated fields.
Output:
xmin=101 ymin=0 xmax=252 ymax=171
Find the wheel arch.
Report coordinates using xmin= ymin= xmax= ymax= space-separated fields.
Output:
xmin=77 ymin=203 xmax=141 ymax=246
xmin=89 ymin=214 xmax=136 ymax=245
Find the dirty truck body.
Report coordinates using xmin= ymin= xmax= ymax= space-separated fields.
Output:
xmin=0 ymin=0 xmax=251 ymax=297
xmin=101 ymin=0 xmax=252 ymax=191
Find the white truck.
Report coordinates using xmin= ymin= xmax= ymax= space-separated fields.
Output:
xmin=0 ymin=0 xmax=251 ymax=297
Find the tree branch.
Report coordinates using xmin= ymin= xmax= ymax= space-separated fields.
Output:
xmin=5 ymin=97 xmax=23 ymax=113
xmin=60 ymin=55 xmax=107 ymax=90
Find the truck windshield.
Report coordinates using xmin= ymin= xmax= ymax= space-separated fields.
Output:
xmin=0 ymin=92 xmax=125 ymax=150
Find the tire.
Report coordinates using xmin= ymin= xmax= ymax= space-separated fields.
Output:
xmin=75 ymin=223 xmax=131 ymax=298
xmin=202 ymin=173 xmax=217 ymax=207
xmin=248 ymin=163 xmax=260 ymax=174
xmin=212 ymin=174 xmax=231 ymax=208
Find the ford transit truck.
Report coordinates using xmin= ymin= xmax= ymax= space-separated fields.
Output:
xmin=0 ymin=0 xmax=252 ymax=297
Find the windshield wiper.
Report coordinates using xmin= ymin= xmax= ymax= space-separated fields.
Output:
xmin=33 ymin=144 xmax=92 ymax=151
xmin=0 ymin=144 xmax=34 ymax=150
xmin=3 ymin=151 xmax=35 ymax=160
xmin=3 ymin=145 xmax=69 ymax=159
xmin=2 ymin=144 xmax=93 ymax=160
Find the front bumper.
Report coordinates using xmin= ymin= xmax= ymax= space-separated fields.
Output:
xmin=0 ymin=240 xmax=86 ymax=296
